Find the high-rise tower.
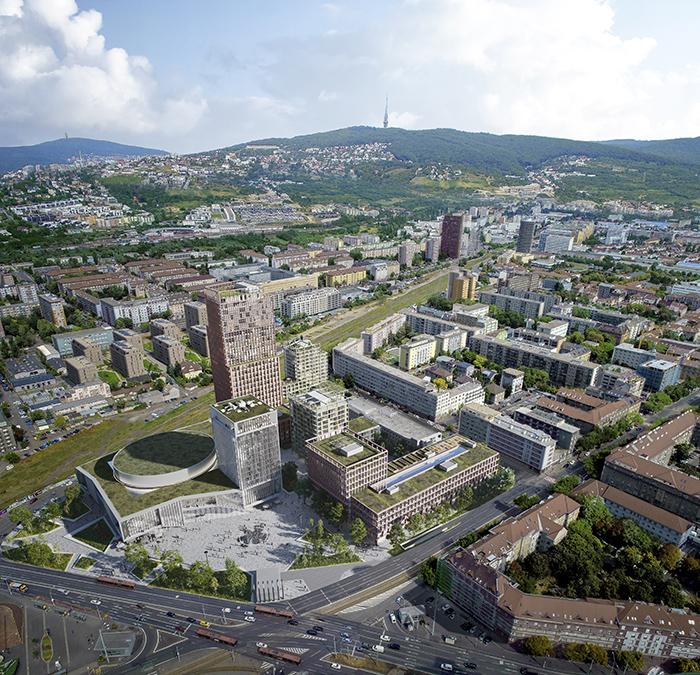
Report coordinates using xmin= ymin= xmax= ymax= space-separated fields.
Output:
xmin=383 ymin=95 xmax=389 ymax=129
xmin=439 ymin=213 xmax=464 ymax=259
xmin=205 ymin=285 xmax=282 ymax=407
xmin=516 ymin=219 xmax=536 ymax=254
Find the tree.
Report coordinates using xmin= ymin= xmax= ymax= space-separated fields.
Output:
xmin=433 ymin=377 xmax=448 ymax=389
xmin=4 ymin=451 xmax=20 ymax=464
xmin=350 ymin=518 xmax=367 ymax=546
xmin=342 ymin=372 xmax=355 ymax=389
xmin=420 ymin=556 xmax=438 ymax=588
xmin=388 ymin=522 xmax=405 ymax=550
xmin=677 ymin=658 xmax=700 ymax=673
xmin=522 ymin=635 xmax=554 ymax=657
xmin=314 ymin=518 xmax=325 ymax=543
xmin=562 ymin=642 xmax=608 ymax=665
xmin=454 ymin=486 xmax=473 ymax=511
xmin=522 ymin=367 xmax=554 ymax=392
xmin=552 ymin=474 xmax=581 ymax=495
xmin=328 ymin=501 xmax=344 ymax=526
xmin=407 ymin=512 xmax=425 ymax=534
xmin=124 ymin=542 xmax=151 ymax=575
xmin=160 ymin=549 xmax=184 ymax=574
xmin=8 ymin=506 xmax=33 ymax=526
xmin=54 ymin=415 xmax=67 ymax=430
xmin=187 ymin=560 xmax=218 ymax=594
xmin=658 ymin=543 xmax=682 ymax=571
xmin=282 ymin=461 xmax=298 ymax=491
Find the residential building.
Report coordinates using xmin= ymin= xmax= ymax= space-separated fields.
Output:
xmin=187 ymin=324 xmax=209 ymax=358
xmin=65 ymin=356 xmax=98 ymax=385
xmin=113 ymin=328 xmax=142 ymax=349
xmin=307 ymin=430 xmax=387 ymax=506
xmin=486 ymin=414 xmax=557 ymax=472
xmin=572 ymin=480 xmax=693 ymax=547
xmin=447 ymin=269 xmax=478 ymax=302
xmin=458 ymin=402 xmax=502 ymax=443
xmin=479 ymin=290 xmax=544 ymax=319
xmin=291 ymin=387 xmax=349 ymax=453
xmin=440 ymin=214 xmax=464 ymax=259
xmin=53 ymin=326 xmax=114 ymax=357
xmin=281 ymin=287 xmax=341 ymax=319
xmin=152 ymin=335 xmax=186 ymax=368
xmin=512 ymin=406 xmax=580 ymax=454
xmin=637 ymin=359 xmax=681 ymax=391
xmin=594 ymin=364 xmax=645 ymax=398
xmin=351 ymin=437 xmax=500 ymax=542
xmin=38 ymin=293 xmax=67 ymax=327
xmin=537 ymin=319 xmax=568 ymax=337
xmin=399 ymin=334 xmax=437 ymax=370
xmin=184 ymin=300 xmax=208 ymax=328
xmin=110 ymin=340 xmax=146 ymax=380
xmin=367 ymin=260 xmax=400 ymax=281
xmin=205 ymin=286 xmax=282 ymax=407
xmin=71 ymin=337 xmax=103 ymax=365
xmin=612 ymin=343 xmax=655 ymax=370
xmin=101 ymin=296 xmax=170 ymax=327
xmin=398 ymin=241 xmax=419 ymax=267
xmin=425 ymin=237 xmax=441 ymax=262
xmin=322 ymin=267 xmax=367 ymax=287
xmin=210 ymin=396 xmax=282 ymax=507
xmin=149 ymin=318 xmax=180 ymax=339
xmin=469 ymin=335 xmax=600 ymax=388
xmin=361 ymin=314 xmax=407 ymax=355
xmin=282 ymin=338 xmax=329 ymax=399
xmin=435 ymin=328 xmax=468 ymax=355
xmin=500 ymin=368 xmax=524 ymax=395
xmin=516 ymin=219 xmax=535 ymax=253
xmin=538 ymin=230 xmax=574 ymax=253
xmin=535 ymin=394 xmax=633 ymax=434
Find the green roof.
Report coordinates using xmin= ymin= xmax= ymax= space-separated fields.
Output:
xmin=81 ymin=454 xmax=235 ymax=516
xmin=212 ymin=396 xmax=271 ymax=423
xmin=348 ymin=416 xmax=378 ymax=433
xmin=353 ymin=443 xmax=496 ymax=512
xmin=311 ymin=432 xmax=381 ymax=466
xmin=112 ymin=432 xmax=214 ymax=476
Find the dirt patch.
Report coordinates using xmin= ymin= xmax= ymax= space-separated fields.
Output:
xmin=0 ymin=603 xmax=22 ymax=650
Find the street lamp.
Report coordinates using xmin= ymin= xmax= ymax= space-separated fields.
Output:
xmin=204 ymin=550 xmax=209 ymax=565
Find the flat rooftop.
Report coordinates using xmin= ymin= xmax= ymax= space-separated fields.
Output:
xmin=348 ymin=395 xmax=440 ymax=443
xmin=81 ymin=453 xmax=235 ymax=516
xmin=112 ymin=432 xmax=215 ymax=476
xmin=212 ymin=396 xmax=271 ymax=423
xmin=310 ymin=432 xmax=382 ymax=466
xmin=354 ymin=439 xmax=497 ymax=512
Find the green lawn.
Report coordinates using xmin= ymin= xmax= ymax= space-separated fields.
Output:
xmin=314 ymin=271 xmax=450 ymax=350
xmin=0 ymin=390 xmax=215 ymax=509
xmin=98 ymin=369 xmax=121 ymax=389
xmin=74 ymin=556 xmax=96 ymax=570
xmin=73 ymin=519 xmax=114 ymax=552
xmin=113 ymin=432 xmax=214 ymax=476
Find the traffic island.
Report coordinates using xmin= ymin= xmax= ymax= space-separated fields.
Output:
xmin=40 ymin=632 xmax=52 ymax=663
xmin=328 ymin=652 xmax=430 ymax=675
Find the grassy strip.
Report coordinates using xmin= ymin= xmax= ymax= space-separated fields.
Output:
xmin=40 ymin=634 xmax=52 ymax=662
xmin=0 ymin=390 xmax=215 ymax=509
xmin=290 ymin=551 xmax=361 ymax=570
xmin=74 ymin=556 xmax=96 ymax=570
xmin=73 ymin=519 xmax=114 ymax=552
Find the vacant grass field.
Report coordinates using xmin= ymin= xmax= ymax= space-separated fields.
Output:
xmin=73 ymin=519 xmax=114 ymax=552
xmin=311 ymin=270 xmax=450 ymax=351
xmin=0 ymin=390 xmax=215 ymax=509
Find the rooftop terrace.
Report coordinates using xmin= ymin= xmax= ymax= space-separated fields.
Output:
xmin=310 ymin=432 xmax=382 ymax=466
xmin=212 ymin=396 xmax=271 ymax=423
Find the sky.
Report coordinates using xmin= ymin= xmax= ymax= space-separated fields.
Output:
xmin=1 ymin=0 xmax=700 ymax=153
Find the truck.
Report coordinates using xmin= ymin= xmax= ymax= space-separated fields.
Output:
xmin=9 ymin=582 xmax=27 ymax=593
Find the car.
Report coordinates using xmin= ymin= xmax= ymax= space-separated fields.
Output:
xmin=465 ymin=663 xmax=478 ymax=671
xmin=389 ymin=612 xmax=397 ymax=624
xmin=244 ymin=616 xmax=256 ymax=623
xmin=166 ymin=611 xmax=175 ymax=617
xmin=331 ymin=664 xmax=342 ymax=671
xmin=440 ymin=665 xmax=454 ymax=673
xmin=222 ymin=607 xmax=231 ymax=613
xmin=306 ymin=629 xmax=318 ymax=636
xmin=520 ymin=669 xmax=539 ymax=675
xmin=90 ymin=600 xmax=101 ymax=605
xmin=389 ymin=643 xmax=401 ymax=650
xmin=379 ymin=634 xmax=390 ymax=642
xmin=198 ymin=620 xmax=210 ymax=627
xmin=136 ymin=603 xmax=144 ymax=609
xmin=313 ymin=625 xmax=324 ymax=632
xmin=461 ymin=622 xmax=474 ymax=632
xmin=483 ymin=635 xmax=492 ymax=644
xmin=341 ymin=637 xmax=351 ymax=643
xmin=340 ymin=632 xmax=350 ymax=638
xmin=244 ymin=610 xmax=254 ymax=615
xmin=186 ymin=617 xmax=196 ymax=623
xmin=256 ymin=642 xmax=267 ymax=648
xmin=175 ymin=625 xmax=184 ymax=633
xmin=287 ymin=619 xmax=299 ymax=625
xmin=360 ymin=642 xmax=370 ymax=650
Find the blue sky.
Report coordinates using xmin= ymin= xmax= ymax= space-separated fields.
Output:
xmin=1 ymin=0 xmax=700 ymax=152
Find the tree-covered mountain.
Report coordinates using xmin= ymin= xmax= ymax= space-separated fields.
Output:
xmin=0 ymin=137 xmax=168 ymax=173
xmin=230 ymin=125 xmax=687 ymax=176
xmin=603 ymin=136 xmax=700 ymax=167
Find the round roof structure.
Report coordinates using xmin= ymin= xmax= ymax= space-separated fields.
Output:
xmin=111 ymin=431 xmax=217 ymax=490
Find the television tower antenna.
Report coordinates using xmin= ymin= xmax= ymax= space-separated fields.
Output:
xmin=383 ymin=95 xmax=389 ymax=129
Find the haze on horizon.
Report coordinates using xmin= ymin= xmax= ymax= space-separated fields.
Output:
xmin=1 ymin=0 xmax=700 ymax=154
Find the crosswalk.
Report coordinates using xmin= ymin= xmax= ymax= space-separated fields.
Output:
xmin=298 ymin=633 xmax=327 ymax=641
xmin=279 ymin=647 xmax=309 ymax=654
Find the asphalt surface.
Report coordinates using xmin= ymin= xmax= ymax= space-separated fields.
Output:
xmin=0 ymin=558 xmax=615 ymax=675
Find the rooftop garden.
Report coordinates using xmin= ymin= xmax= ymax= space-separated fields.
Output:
xmin=311 ymin=433 xmax=381 ymax=466
xmin=212 ymin=396 xmax=270 ymax=423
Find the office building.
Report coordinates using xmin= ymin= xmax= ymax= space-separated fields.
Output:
xmin=516 ymin=219 xmax=535 ymax=253
xmin=447 ymin=269 xmax=477 ymax=302
xmin=538 ymin=230 xmax=573 ymax=253
xmin=399 ymin=334 xmax=437 ymax=370
xmin=512 ymin=406 xmax=579 ymax=454
xmin=440 ymin=214 xmax=464 ymax=259
xmin=351 ymin=437 xmax=499 ymax=542
xmin=150 ymin=318 xmax=180 ymax=339
xmin=0 ymin=410 xmax=17 ymax=454
xmin=71 ymin=336 xmax=103 ymax=365
xmin=291 ymin=386 xmax=349 ymax=453
xmin=184 ymin=301 xmax=208 ymax=329
xmin=65 ymin=356 xmax=98 ymax=385
xmin=637 ymin=359 xmax=681 ymax=391
xmin=210 ymin=396 xmax=282 ymax=507
xmin=469 ymin=335 xmax=599 ymax=388
xmin=283 ymin=338 xmax=329 ymax=398
xmin=152 ymin=335 xmax=186 ymax=368
xmin=205 ymin=286 xmax=282 ymax=407
xmin=281 ymin=287 xmax=341 ymax=319
xmin=110 ymin=340 xmax=146 ymax=380
xmin=187 ymin=324 xmax=208 ymax=358
xmin=486 ymin=414 xmax=557 ymax=472
xmin=572 ymin=480 xmax=693 ymax=547
xmin=38 ymin=293 xmax=67 ymax=327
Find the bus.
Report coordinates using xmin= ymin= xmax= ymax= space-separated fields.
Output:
xmin=195 ymin=628 xmax=238 ymax=647
xmin=257 ymin=646 xmax=301 ymax=665
xmin=254 ymin=605 xmax=295 ymax=619
xmin=95 ymin=576 xmax=136 ymax=590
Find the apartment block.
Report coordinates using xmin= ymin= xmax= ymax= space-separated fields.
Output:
xmin=486 ymin=415 xmax=557 ymax=472
xmin=210 ymin=397 xmax=282 ymax=507
xmin=281 ymin=287 xmax=341 ymax=319
xmin=291 ymin=386 xmax=348 ymax=453
xmin=150 ymin=318 xmax=180 ymax=339
xmin=361 ymin=314 xmax=407 ymax=355
xmin=440 ymin=214 xmax=464 ymax=259
xmin=512 ymin=406 xmax=580 ymax=454
xmin=612 ymin=343 xmax=655 ymax=370
xmin=65 ymin=356 xmax=98 ymax=386
xmin=469 ymin=335 xmax=599 ymax=388
xmin=323 ymin=267 xmax=367 ymax=287
xmin=187 ymin=324 xmax=208 ymax=358
xmin=101 ymin=296 xmax=170 ymax=327
xmin=637 ymin=359 xmax=681 ymax=391
xmin=398 ymin=240 xmax=419 ymax=267
xmin=403 ymin=310 xmax=468 ymax=338
xmin=500 ymin=368 xmax=524 ymax=395
xmin=458 ymin=402 xmax=502 ymax=443
xmin=53 ymin=326 xmax=114 ymax=357
xmin=110 ymin=340 xmax=146 ymax=380
xmin=184 ymin=300 xmax=208 ymax=329
xmin=113 ymin=328 xmax=142 ymax=349
xmin=38 ymin=293 xmax=67 ymax=327
xmin=594 ymin=364 xmax=645 ymax=398
xmin=282 ymin=338 xmax=328 ymax=399
xmin=447 ymin=270 xmax=478 ymax=302
xmin=71 ymin=337 xmax=103 ymax=365
xmin=535 ymin=393 xmax=633 ymax=434
xmin=399 ymin=334 xmax=437 ymax=370
xmin=479 ymin=290 xmax=544 ymax=319
xmin=435 ymin=328 xmax=468 ymax=355
xmin=152 ymin=335 xmax=186 ymax=368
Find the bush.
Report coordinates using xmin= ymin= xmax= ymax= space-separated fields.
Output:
xmin=522 ymin=635 xmax=554 ymax=657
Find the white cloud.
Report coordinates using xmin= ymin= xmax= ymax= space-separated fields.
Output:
xmin=0 ymin=0 xmax=205 ymax=147
xmin=389 ymin=111 xmax=420 ymax=128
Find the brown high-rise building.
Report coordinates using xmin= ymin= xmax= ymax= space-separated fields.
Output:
xmin=439 ymin=214 xmax=464 ymax=259
xmin=205 ymin=286 xmax=282 ymax=407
